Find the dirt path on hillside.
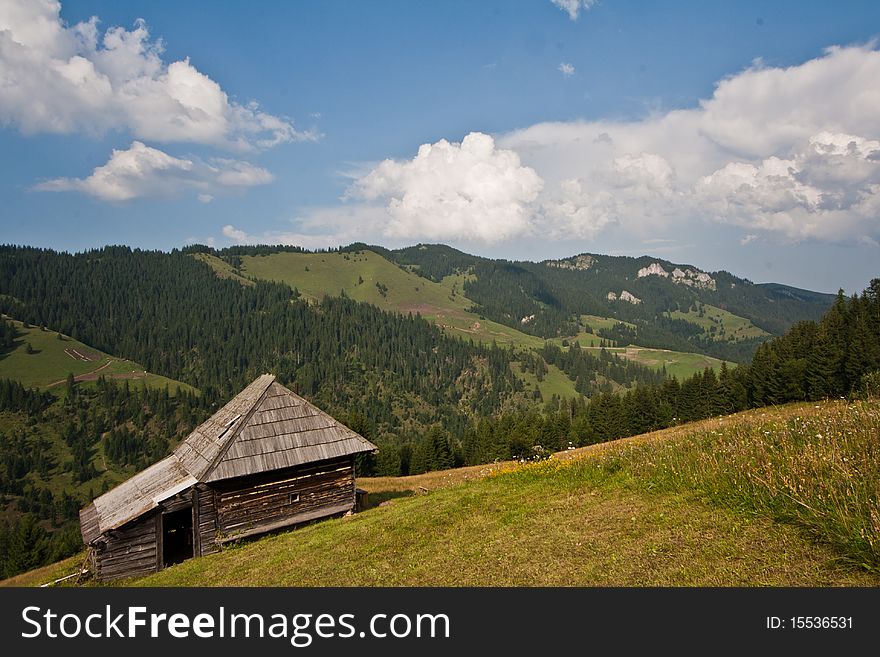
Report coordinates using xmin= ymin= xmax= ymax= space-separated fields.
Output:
xmin=47 ymin=359 xmax=117 ymax=387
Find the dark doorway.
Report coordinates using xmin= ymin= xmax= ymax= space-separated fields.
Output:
xmin=162 ymin=507 xmax=193 ymax=567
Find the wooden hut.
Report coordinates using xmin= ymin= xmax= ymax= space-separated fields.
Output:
xmin=79 ymin=374 xmax=377 ymax=581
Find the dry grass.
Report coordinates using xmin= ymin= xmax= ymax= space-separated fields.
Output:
xmin=132 ymin=399 xmax=880 ymax=587
xmin=134 ymin=467 xmax=875 ymax=587
xmin=512 ymin=398 xmax=880 ymax=570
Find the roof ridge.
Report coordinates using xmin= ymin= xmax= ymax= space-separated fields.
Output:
xmin=198 ymin=373 xmax=277 ymax=481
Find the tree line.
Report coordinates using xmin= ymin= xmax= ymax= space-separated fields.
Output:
xmin=358 ymin=279 xmax=879 ymax=477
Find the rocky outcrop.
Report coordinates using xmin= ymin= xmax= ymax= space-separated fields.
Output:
xmin=545 ymin=254 xmax=596 ymax=271
xmin=637 ymin=262 xmax=669 ymax=278
xmin=671 ymin=267 xmax=716 ymax=290
xmin=608 ymin=290 xmax=641 ymax=304
xmin=637 ymin=261 xmax=716 ymax=290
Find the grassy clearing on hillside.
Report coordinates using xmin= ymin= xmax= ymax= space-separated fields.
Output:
xmin=579 ymin=314 xmax=636 ymax=331
xmin=120 ymin=400 xmax=880 ymax=587
xmin=606 ymin=346 xmax=724 ymax=380
xmin=240 ymin=251 xmax=546 ymax=350
xmin=667 ymin=304 xmax=769 ymax=342
xmin=548 ymin=330 xmax=606 ymax=349
xmin=0 ymin=318 xmax=193 ymax=392
xmin=242 ymin=250 xmax=459 ymax=310
xmin=512 ymin=361 xmax=579 ymax=399
xmin=545 ymin=335 xmax=721 ymax=380
xmin=191 ymin=253 xmax=255 ymax=286
xmin=0 ymin=318 xmax=114 ymax=387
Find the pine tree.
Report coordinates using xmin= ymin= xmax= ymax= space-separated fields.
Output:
xmin=807 ymin=327 xmax=836 ymax=400
xmin=4 ymin=515 xmax=48 ymax=578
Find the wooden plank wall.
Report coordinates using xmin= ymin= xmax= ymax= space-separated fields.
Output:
xmin=92 ymin=457 xmax=356 ymax=579
xmin=212 ymin=456 xmax=355 ymax=539
xmin=79 ymin=503 xmax=100 ymax=544
xmin=195 ymin=483 xmax=220 ymax=556
xmin=93 ymin=512 xmax=158 ymax=582
xmin=94 ymin=488 xmax=195 ymax=581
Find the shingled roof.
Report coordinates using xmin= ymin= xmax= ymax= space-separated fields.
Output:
xmin=80 ymin=374 xmax=376 ymax=544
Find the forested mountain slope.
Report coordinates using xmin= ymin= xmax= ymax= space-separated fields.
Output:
xmin=380 ymin=244 xmax=836 ymax=362
xmin=203 ymin=243 xmax=834 ymax=365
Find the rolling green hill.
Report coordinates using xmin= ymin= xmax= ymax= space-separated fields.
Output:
xmin=238 ymin=250 xmax=548 ymax=350
xmin=0 ymin=317 xmax=195 ymax=393
xmin=511 ymin=361 xmax=579 ymax=399
xmin=9 ymin=398 xmax=877 ymax=587
xmin=666 ymin=303 xmax=769 ymax=342
xmin=599 ymin=346 xmax=724 ymax=381
xmin=379 ymin=244 xmax=835 ymax=360
xmin=198 ymin=249 xmax=730 ymax=384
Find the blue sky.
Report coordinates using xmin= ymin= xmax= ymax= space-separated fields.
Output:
xmin=1 ymin=0 xmax=879 ymax=293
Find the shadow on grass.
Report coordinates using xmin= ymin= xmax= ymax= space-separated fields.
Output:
xmin=361 ymin=489 xmax=415 ymax=510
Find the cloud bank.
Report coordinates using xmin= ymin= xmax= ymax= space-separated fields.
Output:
xmin=499 ymin=45 xmax=880 ymax=245
xmin=272 ymin=44 xmax=879 ymax=250
xmin=3 ymin=0 xmax=309 ymax=203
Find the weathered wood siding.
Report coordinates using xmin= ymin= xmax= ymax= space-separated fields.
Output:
xmin=93 ymin=488 xmax=195 ymax=581
xmin=90 ymin=456 xmax=358 ymax=580
xmin=93 ymin=512 xmax=158 ymax=582
xmin=212 ymin=456 xmax=355 ymax=540
xmin=79 ymin=503 xmax=100 ymax=545
xmin=195 ymin=483 xmax=220 ymax=556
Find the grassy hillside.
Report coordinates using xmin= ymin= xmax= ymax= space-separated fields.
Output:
xmin=239 ymin=250 xmax=547 ymax=350
xmin=204 ymin=251 xmax=721 ymax=384
xmin=511 ymin=361 xmax=579 ymax=400
xmin=0 ymin=317 xmax=195 ymax=393
xmin=601 ymin=346 xmax=724 ymax=380
xmin=12 ymin=398 xmax=868 ymax=587
xmin=667 ymin=304 xmax=769 ymax=342
xmin=191 ymin=253 xmax=255 ymax=287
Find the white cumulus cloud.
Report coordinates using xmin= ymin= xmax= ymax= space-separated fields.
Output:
xmin=35 ymin=141 xmax=273 ymax=201
xmin=558 ymin=62 xmax=575 ymax=76
xmin=222 ymin=225 xmax=249 ymax=242
xmin=540 ymin=179 xmax=617 ymax=239
xmin=698 ymin=46 xmax=880 ymax=158
xmin=551 ymin=0 xmax=597 ymax=21
xmin=348 ymin=132 xmax=544 ymax=243
xmin=696 ymin=131 xmax=880 ymax=240
xmin=498 ymin=44 xmax=880 ymax=245
xmin=0 ymin=0 xmax=313 ymax=150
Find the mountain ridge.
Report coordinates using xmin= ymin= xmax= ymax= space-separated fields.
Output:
xmin=196 ymin=241 xmax=834 ymax=363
